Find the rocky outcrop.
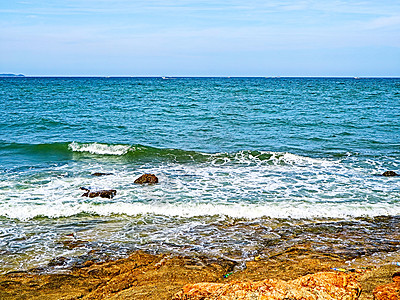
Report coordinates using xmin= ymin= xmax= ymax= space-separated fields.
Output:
xmin=80 ymin=187 xmax=117 ymax=199
xmin=382 ymin=171 xmax=399 ymax=177
xmin=3 ymin=248 xmax=398 ymax=300
xmin=134 ymin=173 xmax=159 ymax=184
xmin=373 ymin=272 xmax=400 ymax=300
xmin=174 ymin=272 xmax=361 ymax=300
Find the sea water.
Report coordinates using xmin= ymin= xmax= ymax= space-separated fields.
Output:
xmin=0 ymin=77 xmax=399 ymax=273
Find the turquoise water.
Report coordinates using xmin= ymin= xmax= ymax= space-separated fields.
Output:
xmin=0 ymin=77 xmax=399 ymax=273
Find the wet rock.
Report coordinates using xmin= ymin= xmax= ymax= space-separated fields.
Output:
xmin=134 ymin=173 xmax=159 ymax=184
xmin=373 ymin=272 xmax=400 ymax=300
xmin=174 ymin=272 xmax=361 ymax=300
xmin=48 ymin=256 xmax=69 ymax=267
xmin=62 ymin=239 xmax=89 ymax=250
xmin=91 ymin=172 xmax=114 ymax=176
xmin=82 ymin=260 xmax=94 ymax=267
xmin=80 ymin=187 xmax=117 ymax=199
xmin=382 ymin=171 xmax=399 ymax=177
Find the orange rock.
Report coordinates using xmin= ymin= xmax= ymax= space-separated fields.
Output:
xmin=174 ymin=272 xmax=361 ymax=300
xmin=373 ymin=272 xmax=400 ymax=300
xmin=134 ymin=173 xmax=158 ymax=184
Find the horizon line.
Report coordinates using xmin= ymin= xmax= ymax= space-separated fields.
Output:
xmin=1 ymin=74 xmax=400 ymax=78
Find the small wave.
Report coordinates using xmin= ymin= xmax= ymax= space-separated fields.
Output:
xmin=68 ymin=142 xmax=132 ymax=155
xmin=68 ymin=142 xmax=208 ymax=162
xmin=2 ymin=201 xmax=399 ymax=221
xmin=67 ymin=142 xmax=336 ymax=167
xmin=1 ymin=141 xmax=337 ymax=167
xmin=0 ymin=143 xmax=73 ymax=164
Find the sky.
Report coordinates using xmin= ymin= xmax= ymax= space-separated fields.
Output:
xmin=0 ymin=0 xmax=399 ymax=76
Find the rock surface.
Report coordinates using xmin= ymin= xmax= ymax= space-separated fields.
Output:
xmin=80 ymin=187 xmax=117 ymax=199
xmin=174 ymin=272 xmax=361 ymax=300
xmin=134 ymin=173 xmax=159 ymax=184
xmin=373 ymin=272 xmax=400 ymax=300
xmin=0 ymin=249 xmax=398 ymax=300
xmin=382 ymin=171 xmax=399 ymax=177
xmin=0 ymin=251 xmax=235 ymax=300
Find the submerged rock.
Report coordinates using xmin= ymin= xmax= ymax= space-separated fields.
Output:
xmin=134 ymin=173 xmax=159 ymax=184
xmin=80 ymin=187 xmax=117 ymax=199
xmin=61 ymin=239 xmax=89 ymax=250
xmin=174 ymin=272 xmax=361 ymax=300
xmin=91 ymin=172 xmax=114 ymax=177
xmin=373 ymin=272 xmax=400 ymax=300
xmin=382 ymin=171 xmax=399 ymax=177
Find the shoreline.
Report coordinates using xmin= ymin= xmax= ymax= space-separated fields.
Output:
xmin=1 ymin=247 xmax=399 ymax=299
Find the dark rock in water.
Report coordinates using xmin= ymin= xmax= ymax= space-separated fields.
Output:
xmin=80 ymin=187 xmax=117 ymax=199
xmin=48 ymin=256 xmax=69 ymax=267
xmin=382 ymin=171 xmax=399 ymax=177
xmin=134 ymin=174 xmax=159 ymax=184
xmin=62 ymin=240 xmax=88 ymax=250
xmin=91 ymin=172 xmax=114 ymax=177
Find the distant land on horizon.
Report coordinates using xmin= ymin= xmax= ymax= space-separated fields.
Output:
xmin=0 ymin=73 xmax=25 ymax=77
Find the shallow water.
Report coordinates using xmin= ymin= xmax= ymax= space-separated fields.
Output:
xmin=0 ymin=77 xmax=399 ymax=273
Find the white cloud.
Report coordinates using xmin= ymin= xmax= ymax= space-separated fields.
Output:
xmin=365 ymin=15 xmax=400 ymax=30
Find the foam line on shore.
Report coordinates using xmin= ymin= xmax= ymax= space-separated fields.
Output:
xmin=2 ymin=201 xmax=399 ymax=221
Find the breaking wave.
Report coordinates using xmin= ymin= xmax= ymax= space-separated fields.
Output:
xmin=1 ymin=142 xmax=398 ymax=222
xmin=0 ymin=141 xmax=339 ymax=166
xmin=2 ymin=201 xmax=399 ymax=221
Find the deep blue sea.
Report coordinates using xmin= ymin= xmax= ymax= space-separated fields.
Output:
xmin=0 ymin=77 xmax=399 ymax=273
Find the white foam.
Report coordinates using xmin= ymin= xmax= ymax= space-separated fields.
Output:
xmin=68 ymin=142 xmax=131 ymax=155
xmin=0 ymin=151 xmax=398 ymax=221
xmin=208 ymin=150 xmax=338 ymax=167
xmin=1 ymin=200 xmax=399 ymax=221
xmin=279 ymin=152 xmax=337 ymax=166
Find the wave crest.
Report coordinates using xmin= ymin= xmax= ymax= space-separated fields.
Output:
xmin=67 ymin=142 xmax=335 ymax=166
xmin=68 ymin=142 xmax=132 ymax=155
xmin=1 ymin=141 xmax=336 ymax=167
xmin=2 ymin=201 xmax=398 ymax=221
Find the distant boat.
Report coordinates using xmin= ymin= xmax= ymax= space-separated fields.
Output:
xmin=354 ymin=77 xmax=360 ymax=79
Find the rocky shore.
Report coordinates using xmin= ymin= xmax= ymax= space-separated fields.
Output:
xmin=2 ymin=172 xmax=398 ymax=299
xmin=1 ymin=247 xmax=399 ymax=299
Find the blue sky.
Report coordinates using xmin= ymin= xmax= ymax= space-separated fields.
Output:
xmin=1 ymin=0 xmax=399 ymax=76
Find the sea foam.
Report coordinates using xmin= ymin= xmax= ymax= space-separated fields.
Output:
xmin=1 ymin=200 xmax=399 ymax=221
xmin=1 ymin=146 xmax=398 ymax=222
xmin=68 ymin=142 xmax=132 ymax=155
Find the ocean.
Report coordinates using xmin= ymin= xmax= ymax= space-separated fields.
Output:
xmin=0 ymin=77 xmax=399 ymax=274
